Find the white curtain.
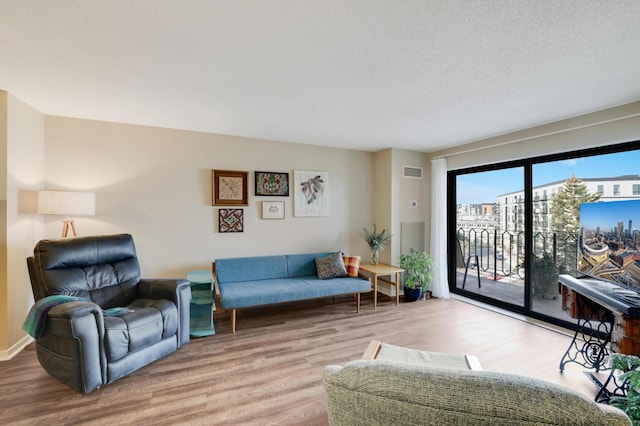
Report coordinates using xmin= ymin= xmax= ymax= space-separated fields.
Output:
xmin=430 ymin=157 xmax=450 ymax=299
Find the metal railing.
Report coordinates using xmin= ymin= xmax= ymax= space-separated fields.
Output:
xmin=457 ymin=227 xmax=579 ymax=282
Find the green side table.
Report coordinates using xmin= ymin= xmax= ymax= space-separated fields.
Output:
xmin=187 ymin=269 xmax=216 ymax=337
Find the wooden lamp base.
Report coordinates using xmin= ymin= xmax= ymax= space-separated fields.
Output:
xmin=61 ymin=219 xmax=77 ymax=237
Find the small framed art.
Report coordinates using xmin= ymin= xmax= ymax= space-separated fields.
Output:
xmin=262 ymin=201 xmax=285 ymax=219
xmin=212 ymin=170 xmax=248 ymax=206
xmin=255 ymin=171 xmax=289 ymax=196
xmin=218 ymin=209 xmax=244 ymax=233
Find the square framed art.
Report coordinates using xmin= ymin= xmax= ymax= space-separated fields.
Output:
xmin=218 ymin=208 xmax=244 ymax=233
xmin=255 ymin=171 xmax=289 ymax=196
xmin=212 ymin=170 xmax=248 ymax=206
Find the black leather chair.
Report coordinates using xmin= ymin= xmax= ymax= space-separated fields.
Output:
xmin=26 ymin=234 xmax=191 ymax=393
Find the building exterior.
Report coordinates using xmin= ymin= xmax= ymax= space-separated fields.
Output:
xmin=498 ymin=175 xmax=640 ymax=237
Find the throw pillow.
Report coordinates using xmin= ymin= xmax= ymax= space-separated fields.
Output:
xmin=316 ymin=252 xmax=348 ymax=280
xmin=342 ymin=255 xmax=361 ymax=278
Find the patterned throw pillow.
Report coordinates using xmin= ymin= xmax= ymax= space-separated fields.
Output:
xmin=315 ymin=252 xmax=348 ymax=280
xmin=342 ymin=255 xmax=361 ymax=278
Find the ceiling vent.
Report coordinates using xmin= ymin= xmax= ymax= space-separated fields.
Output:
xmin=403 ymin=166 xmax=423 ymax=179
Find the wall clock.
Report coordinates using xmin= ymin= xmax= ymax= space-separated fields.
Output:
xmin=212 ymin=170 xmax=248 ymax=206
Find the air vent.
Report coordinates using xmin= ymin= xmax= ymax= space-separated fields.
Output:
xmin=402 ymin=166 xmax=423 ymax=179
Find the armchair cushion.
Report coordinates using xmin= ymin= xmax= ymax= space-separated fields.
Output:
xmin=104 ymin=299 xmax=178 ymax=361
xmin=324 ymin=360 xmax=632 ymax=425
xmin=33 ymin=234 xmax=141 ymax=308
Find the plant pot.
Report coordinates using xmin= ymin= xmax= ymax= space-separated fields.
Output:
xmin=404 ymin=287 xmax=423 ymax=302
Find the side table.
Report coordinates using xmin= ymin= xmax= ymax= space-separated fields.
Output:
xmin=187 ymin=269 xmax=216 ymax=337
xmin=359 ymin=263 xmax=404 ymax=309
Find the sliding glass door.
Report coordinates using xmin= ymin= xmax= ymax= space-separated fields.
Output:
xmin=530 ymin=149 xmax=640 ymax=322
xmin=453 ymin=166 xmax=525 ymax=309
xmin=448 ymin=141 xmax=640 ymax=326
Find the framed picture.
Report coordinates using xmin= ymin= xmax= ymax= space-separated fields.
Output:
xmin=218 ymin=208 xmax=244 ymax=233
xmin=262 ymin=201 xmax=285 ymax=219
xmin=293 ymin=170 xmax=329 ymax=217
xmin=255 ymin=171 xmax=289 ymax=196
xmin=212 ymin=170 xmax=248 ymax=206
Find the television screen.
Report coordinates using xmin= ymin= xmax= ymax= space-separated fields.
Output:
xmin=579 ymin=199 xmax=640 ymax=289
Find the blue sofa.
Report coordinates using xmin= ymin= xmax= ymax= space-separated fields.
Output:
xmin=214 ymin=252 xmax=372 ymax=332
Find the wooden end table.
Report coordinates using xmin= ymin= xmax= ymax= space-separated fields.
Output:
xmin=359 ymin=263 xmax=404 ymax=309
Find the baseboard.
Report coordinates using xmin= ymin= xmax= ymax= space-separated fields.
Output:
xmin=451 ymin=294 xmax=573 ymax=338
xmin=0 ymin=335 xmax=33 ymax=361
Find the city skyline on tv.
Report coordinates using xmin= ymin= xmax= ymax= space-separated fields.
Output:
xmin=580 ymin=199 xmax=640 ymax=234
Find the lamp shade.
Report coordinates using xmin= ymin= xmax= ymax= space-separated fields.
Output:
xmin=37 ymin=191 xmax=96 ymax=216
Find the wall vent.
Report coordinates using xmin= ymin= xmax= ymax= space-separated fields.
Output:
xmin=402 ymin=166 xmax=423 ymax=179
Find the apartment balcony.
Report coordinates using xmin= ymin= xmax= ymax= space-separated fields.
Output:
xmin=456 ymin=228 xmax=579 ymax=323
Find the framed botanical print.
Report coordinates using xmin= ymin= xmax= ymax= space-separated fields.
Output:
xmin=212 ymin=170 xmax=248 ymax=206
xmin=218 ymin=209 xmax=244 ymax=232
xmin=255 ymin=171 xmax=289 ymax=196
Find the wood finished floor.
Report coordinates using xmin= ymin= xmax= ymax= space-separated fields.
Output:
xmin=0 ymin=293 xmax=598 ymax=425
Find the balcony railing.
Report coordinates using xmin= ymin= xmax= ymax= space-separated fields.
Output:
xmin=456 ymin=227 xmax=580 ymax=321
xmin=456 ymin=227 xmax=579 ymax=282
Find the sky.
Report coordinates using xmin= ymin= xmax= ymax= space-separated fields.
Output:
xmin=456 ymin=149 xmax=640 ymax=204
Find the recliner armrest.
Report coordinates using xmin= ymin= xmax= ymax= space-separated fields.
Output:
xmin=48 ymin=301 xmax=101 ymax=320
xmin=138 ymin=278 xmax=190 ymax=302
xmin=38 ymin=301 xmax=106 ymax=393
xmin=46 ymin=301 xmax=105 ymax=338
xmin=139 ymin=278 xmax=191 ymax=346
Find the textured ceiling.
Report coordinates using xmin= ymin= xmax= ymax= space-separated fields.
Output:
xmin=1 ymin=1 xmax=639 ymax=153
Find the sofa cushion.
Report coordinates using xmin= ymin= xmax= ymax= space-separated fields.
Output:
xmin=316 ymin=252 xmax=348 ymax=279
xmin=342 ymin=255 xmax=361 ymax=278
xmin=216 ymin=255 xmax=288 ymax=284
xmin=285 ymin=252 xmax=333 ymax=277
xmin=324 ymin=360 xmax=632 ymax=425
xmin=219 ymin=276 xmax=371 ymax=309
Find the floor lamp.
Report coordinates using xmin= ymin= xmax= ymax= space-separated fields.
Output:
xmin=37 ymin=190 xmax=96 ymax=237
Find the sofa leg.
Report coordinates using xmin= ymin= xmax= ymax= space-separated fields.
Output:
xmin=231 ymin=309 xmax=236 ymax=333
xmin=356 ymin=293 xmax=360 ymax=313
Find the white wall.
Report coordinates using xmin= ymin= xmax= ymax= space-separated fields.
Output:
xmin=371 ymin=148 xmax=430 ymax=265
xmin=431 ymin=101 xmax=640 ymax=170
xmin=1 ymin=93 xmax=44 ymax=359
xmin=0 ymin=91 xmax=7 ymax=354
xmin=44 ymin=116 xmax=375 ymax=277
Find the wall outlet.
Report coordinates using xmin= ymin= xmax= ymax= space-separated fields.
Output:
xmin=409 ymin=200 xmax=418 ymax=208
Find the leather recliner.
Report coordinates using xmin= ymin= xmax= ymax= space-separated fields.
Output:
xmin=26 ymin=233 xmax=191 ymax=393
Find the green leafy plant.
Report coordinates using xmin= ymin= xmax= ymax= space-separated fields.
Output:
xmin=361 ymin=224 xmax=391 ymax=264
xmin=531 ymin=253 xmax=558 ymax=298
xmin=399 ymin=249 xmax=433 ymax=292
xmin=608 ymin=353 xmax=640 ymax=425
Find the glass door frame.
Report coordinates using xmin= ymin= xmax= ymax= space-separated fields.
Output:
xmin=446 ymin=140 xmax=640 ymax=330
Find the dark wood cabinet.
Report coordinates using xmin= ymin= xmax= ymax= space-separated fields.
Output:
xmin=610 ymin=312 xmax=640 ymax=355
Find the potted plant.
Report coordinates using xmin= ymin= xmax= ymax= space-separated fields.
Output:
xmin=531 ymin=253 xmax=558 ymax=299
xmin=361 ymin=224 xmax=391 ymax=264
xmin=607 ymin=353 xmax=640 ymax=425
xmin=399 ymin=249 xmax=433 ymax=302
